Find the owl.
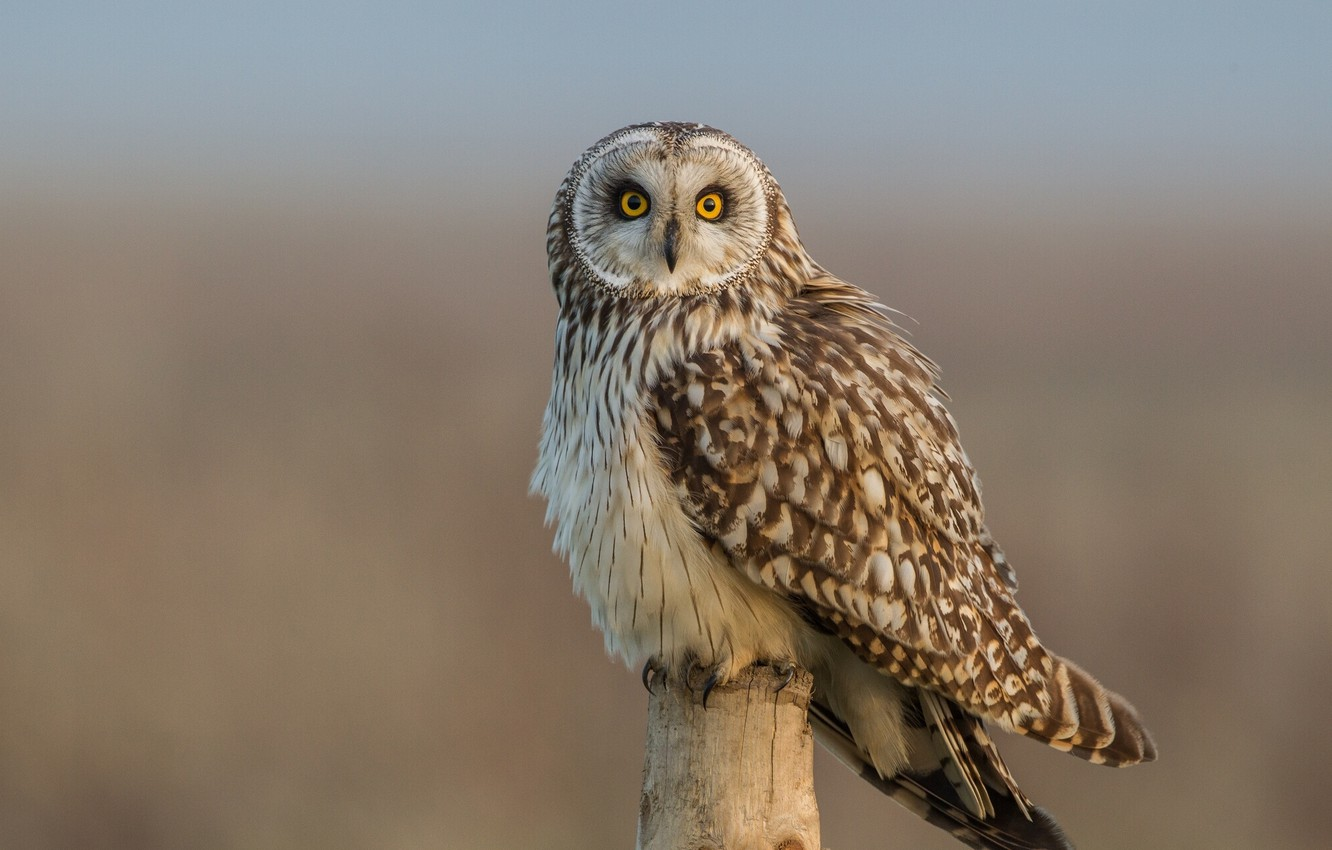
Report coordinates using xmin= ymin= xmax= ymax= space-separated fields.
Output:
xmin=532 ymin=122 xmax=1156 ymax=849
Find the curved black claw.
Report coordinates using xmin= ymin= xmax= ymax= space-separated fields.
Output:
xmin=701 ymin=672 xmax=720 ymax=708
xmin=683 ymin=658 xmax=720 ymax=708
xmin=641 ymin=658 xmax=666 ymax=695
xmin=772 ymin=662 xmax=797 ymax=693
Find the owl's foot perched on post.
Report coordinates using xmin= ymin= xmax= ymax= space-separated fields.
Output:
xmin=684 ymin=658 xmax=724 ymax=708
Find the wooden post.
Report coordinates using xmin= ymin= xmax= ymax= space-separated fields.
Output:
xmin=636 ymin=664 xmax=821 ymax=850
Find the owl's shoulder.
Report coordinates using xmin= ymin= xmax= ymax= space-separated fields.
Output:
xmin=650 ymin=273 xmax=987 ymax=549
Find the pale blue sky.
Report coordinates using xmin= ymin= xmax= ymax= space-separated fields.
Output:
xmin=5 ymin=2 xmax=1330 ymax=206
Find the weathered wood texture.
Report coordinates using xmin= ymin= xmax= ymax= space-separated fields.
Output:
xmin=636 ymin=664 xmax=821 ymax=850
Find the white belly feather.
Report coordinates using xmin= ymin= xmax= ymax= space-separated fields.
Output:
xmin=535 ymin=400 xmax=800 ymax=673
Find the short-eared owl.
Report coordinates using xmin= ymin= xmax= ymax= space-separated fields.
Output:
xmin=532 ymin=122 xmax=1155 ymax=849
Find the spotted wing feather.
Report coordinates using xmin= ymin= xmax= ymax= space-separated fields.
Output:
xmin=650 ymin=274 xmax=1155 ymax=767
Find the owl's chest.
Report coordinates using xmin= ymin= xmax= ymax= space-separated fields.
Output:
xmin=537 ymin=339 xmax=788 ymax=665
xmin=535 ymin=378 xmax=708 ymax=651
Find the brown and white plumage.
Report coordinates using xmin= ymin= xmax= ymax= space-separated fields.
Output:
xmin=533 ymin=122 xmax=1156 ymax=849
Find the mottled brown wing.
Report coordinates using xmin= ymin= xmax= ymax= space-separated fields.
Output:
xmin=650 ymin=277 xmax=1154 ymax=765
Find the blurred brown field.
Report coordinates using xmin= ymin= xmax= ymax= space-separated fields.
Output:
xmin=2 ymin=184 xmax=1329 ymax=849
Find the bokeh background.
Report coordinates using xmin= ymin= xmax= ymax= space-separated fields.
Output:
xmin=4 ymin=3 xmax=1330 ymax=848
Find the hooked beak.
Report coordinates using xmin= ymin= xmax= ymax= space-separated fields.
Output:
xmin=662 ymin=217 xmax=679 ymax=273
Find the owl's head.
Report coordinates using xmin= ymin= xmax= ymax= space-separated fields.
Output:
xmin=552 ymin=123 xmax=795 ymax=299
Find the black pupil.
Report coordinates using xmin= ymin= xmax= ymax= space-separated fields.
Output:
xmin=702 ymin=197 xmax=716 ymax=212
xmin=626 ymin=194 xmax=642 ymax=210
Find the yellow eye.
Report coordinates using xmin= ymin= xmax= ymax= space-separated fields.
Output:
xmin=695 ymin=191 xmax=724 ymax=220
xmin=619 ymin=189 xmax=650 ymax=218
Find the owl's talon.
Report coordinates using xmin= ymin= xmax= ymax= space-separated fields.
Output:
xmin=772 ymin=662 xmax=796 ymax=693
xmin=701 ymin=671 xmax=720 ymax=708
xmin=683 ymin=658 xmax=723 ymax=707
xmin=641 ymin=658 xmax=666 ymax=694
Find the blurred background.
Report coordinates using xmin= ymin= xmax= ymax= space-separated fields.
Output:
xmin=3 ymin=3 xmax=1330 ymax=848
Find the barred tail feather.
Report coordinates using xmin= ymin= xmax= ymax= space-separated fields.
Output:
xmin=810 ymin=700 xmax=1073 ymax=850
xmin=1019 ymin=656 xmax=1158 ymax=767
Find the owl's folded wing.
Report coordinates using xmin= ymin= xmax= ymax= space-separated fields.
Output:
xmin=649 ymin=276 xmax=1155 ymax=766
